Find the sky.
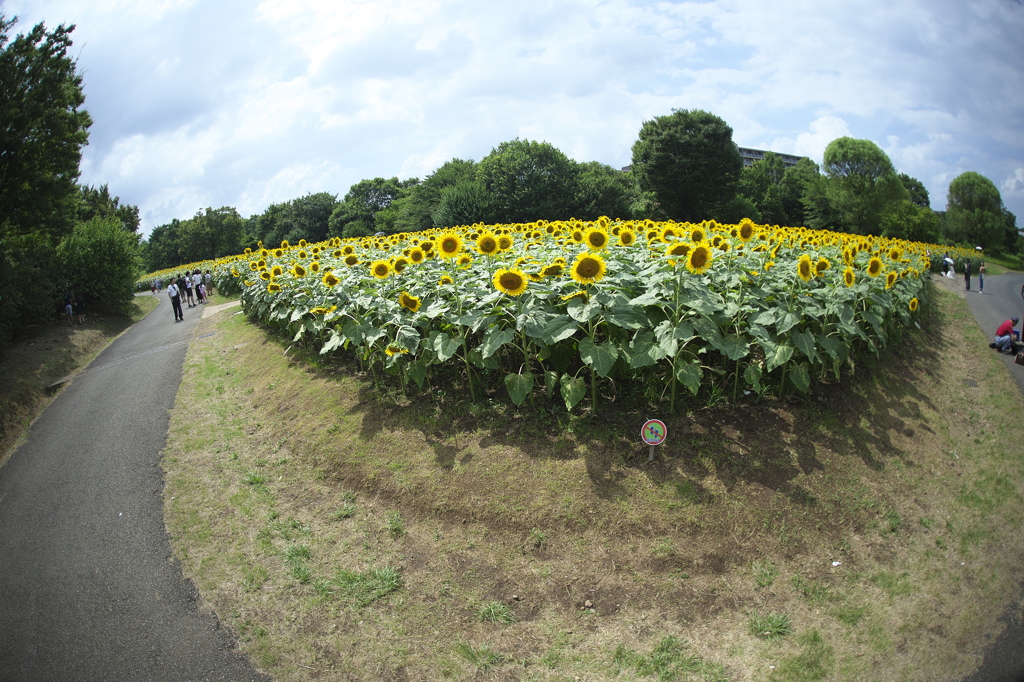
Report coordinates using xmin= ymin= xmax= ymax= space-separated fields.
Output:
xmin=3 ymin=0 xmax=1023 ymax=238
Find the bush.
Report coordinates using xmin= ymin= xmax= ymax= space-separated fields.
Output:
xmin=57 ymin=217 xmax=140 ymax=314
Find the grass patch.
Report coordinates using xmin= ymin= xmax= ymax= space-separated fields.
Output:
xmin=160 ymin=284 xmax=1024 ymax=681
xmin=748 ymin=612 xmax=794 ymax=640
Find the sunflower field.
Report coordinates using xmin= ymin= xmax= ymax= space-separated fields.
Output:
xmin=147 ymin=219 xmax=973 ymax=411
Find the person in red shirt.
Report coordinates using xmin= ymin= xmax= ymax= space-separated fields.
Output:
xmin=993 ymin=316 xmax=1020 ymax=353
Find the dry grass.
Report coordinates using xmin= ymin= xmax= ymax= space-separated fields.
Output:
xmin=0 ymin=295 xmax=159 ymax=469
xmin=163 ymin=282 xmax=1024 ymax=681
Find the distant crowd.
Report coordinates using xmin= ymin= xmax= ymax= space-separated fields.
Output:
xmin=155 ymin=270 xmax=214 ymax=323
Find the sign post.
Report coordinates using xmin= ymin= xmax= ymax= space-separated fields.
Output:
xmin=641 ymin=419 xmax=667 ymax=462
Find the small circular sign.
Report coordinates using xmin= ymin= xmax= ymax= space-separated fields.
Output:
xmin=641 ymin=419 xmax=667 ymax=446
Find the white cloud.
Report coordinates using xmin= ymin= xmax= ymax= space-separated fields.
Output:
xmin=2 ymin=0 xmax=1022 ymax=232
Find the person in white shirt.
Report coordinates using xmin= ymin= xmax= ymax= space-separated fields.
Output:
xmin=167 ymin=280 xmax=184 ymax=321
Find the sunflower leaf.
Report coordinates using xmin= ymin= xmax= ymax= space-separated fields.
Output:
xmin=540 ymin=315 xmax=579 ymax=344
xmin=743 ymin=363 xmax=763 ymax=393
xmin=579 ymin=337 xmax=618 ymax=377
xmin=628 ymin=330 xmax=666 ymax=368
xmin=674 ymin=360 xmax=702 ymax=395
xmin=320 ymin=330 xmax=344 ymax=355
xmin=788 ymin=363 xmax=811 ymax=393
xmin=407 ymin=359 xmax=428 ymax=388
xmin=566 ymin=298 xmax=602 ymax=323
xmin=431 ymin=332 xmax=461 ymax=362
xmin=721 ymin=333 xmax=750 ymax=361
xmin=762 ymin=341 xmax=794 ymax=372
xmin=505 ymin=372 xmax=534 ymax=406
xmin=559 ymin=374 xmax=586 ymax=411
xmin=776 ymin=310 xmax=801 ymax=335
xmin=544 ymin=370 xmax=559 ymax=397
xmin=480 ymin=329 xmax=515 ymax=359
xmin=791 ymin=329 xmax=819 ymax=363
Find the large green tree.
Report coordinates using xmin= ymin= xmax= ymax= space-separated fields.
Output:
xmin=0 ymin=16 xmax=91 ymax=241
xmin=78 ymin=184 xmax=140 ymax=234
xmin=476 ymin=139 xmax=579 ymax=223
xmin=573 ymin=161 xmax=636 ymax=220
xmin=944 ymin=171 xmax=1008 ymax=250
xmin=804 ymin=137 xmax=907 ymax=235
xmin=630 ymin=109 xmax=742 ymax=222
xmin=328 ymin=177 xmax=413 ymax=238
xmin=392 ymin=158 xmax=477 ymax=233
xmin=58 ymin=216 xmax=139 ymax=313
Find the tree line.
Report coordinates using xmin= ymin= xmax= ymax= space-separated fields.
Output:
xmin=142 ymin=110 xmax=1021 ymax=274
xmin=4 ymin=13 xmax=1018 ymax=345
xmin=0 ymin=15 xmax=141 ymax=343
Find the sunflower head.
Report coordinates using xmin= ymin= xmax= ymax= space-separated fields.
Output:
xmin=738 ymin=218 xmax=755 ymax=242
xmin=384 ymin=344 xmax=409 ymax=356
xmin=310 ymin=262 xmax=320 ymax=272
xmin=561 ymin=289 xmax=589 ymax=303
xmin=399 ymin=291 xmax=422 ymax=312
xmin=497 ymin=234 xmax=514 ymax=252
xmin=909 ymin=297 xmax=919 ymax=312
xmin=392 ymin=257 xmax=409 ymax=273
xmin=345 ymin=254 xmax=359 ymax=266
xmin=843 ymin=266 xmax=856 ymax=287
xmin=666 ymin=242 xmax=691 ymax=258
xmin=371 ymin=260 xmax=391 ymax=279
xmin=797 ymin=254 xmax=814 ymax=282
xmin=885 ymin=271 xmax=898 ymax=289
xmin=686 ymin=243 xmax=713 ymax=275
xmin=271 ymin=266 xmax=283 ymax=277
xmin=292 ymin=265 xmax=307 ymax=277
xmin=267 ymin=283 xmax=282 ymax=293
xmin=259 ymin=270 xmax=271 ymax=281
xmin=408 ymin=247 xmax=426 ymax=264
xmin=815 ymin=257 xmax=829 ymax=274
xmin=541 ymin=262 xmax=564 ymax=277
xmin=617 ymin=228 xmax=636 ymax=247
xmin=867 ymin=257 xmax=884 ymax=277
xmin=571 ymin=252 xmax=607 ymax=284
xmin=476 ymin=232 xmax=499 ymax=256
xmin=438 ymin=274 xmax=453 ymax=286
xmin=585 ymin=228 xmax=609 ymax=250
xmin=322 ymin=272 xmax=340 ymax=287
xmin=493 ymin=268 xmax=528 ymax=296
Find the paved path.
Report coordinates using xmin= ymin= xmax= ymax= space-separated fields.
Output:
xmin=938 ymin=270 xmax=1024 ymax=682
xmin=0 ymin=295 xmax=266 ymax=681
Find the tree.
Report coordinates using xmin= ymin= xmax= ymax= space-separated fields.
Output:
xmin=283 ymin=192 xmax=337 ymax=243
xmin=779 ymin=158 xmax=820 ymax=226
xmin=78 ymin=184 xmax=140 ymax=234
xmin=393 ymin=158 xmax=477 ymax=233
xmin=573 ymin=161 xmax=636 ymax=220
xmin=945 ymin=171 xmax=1007 ymax=249
xmin=630 ymin=109 xmax=742 ymax=222
xmin=476 ymin=139 xmax=579 ymax=223
xmin=738 ymin=153 xmax=787 ymax=224
xmin=804 ymin=137 xmax=907 ymax=235
xmin=880 ymin=200 xmax=940 ymax=243
xmin=0 ymin=16 xmax=92 ymax=241
xmin=57 ymin=216 xmax=139 ymax=313
xmin=898 ymin=173 xmax=930 ymax=208
xmin=328 ymin=177 xmax=408 ymax=238
xmin=432 ymin=181 xmax=493 ymax=228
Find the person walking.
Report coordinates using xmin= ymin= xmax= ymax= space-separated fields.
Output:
xmin=184 ymin=271 xmax=195 ymax=307
xmin=167 ymin=279 xmax=184 ymax=322
xmin=978 ymin=261 xmax=985 ymax=294
xmin=964 ymin=259 xmax=972 ymax=291
xmin=63 ymin=291 xmax=74 ymax=326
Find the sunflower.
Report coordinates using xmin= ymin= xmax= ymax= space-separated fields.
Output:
xmin=392 ymin=257 xmax=409 ymax=274
xmin=438 ymin=274 xmax=453 ymax=286
xmin=737 ymin=218 xmax=755 ymax=242
xmin=322 ymin=272 xmax=340 ymax=287
xmin=384 ymin=344 xmax=409 ymax=356
xmin=310 ymin=262 xmax=320 ymax=273
xmin=540 ymin=262 xmax=564 ymax=277
xmin=617 ymin=228 xmax=636 ymax=247
xmin=843 ymin=267 xmax=856 ymax=287
xmin=345 ymin=254 xmax=359 ymax=266
xmin=661 ymin=225 xmax=680 ymax=241
xmin=797 ymin=254 xmax=814 ymax=282
xmin=493 ymin=268 xmax=528 ymax=296
xmin=271 ymin=265 xmax=283 ymax=278
xmin=497 ymin=234 xmax=514 ymax=252
xmin=399 ymin=291 xmax=422 ymax=312
xmin=666 ymin=242 xmax=691 ymax=258
xmin=457 ymin=254 xmax=473 ymax=267
xmin=259 ymin=271 xmax=271 ymax=281
xmin=274 ymin=249 xmax=284 ymax=258
xmin=292 ymin=264 xmax=307 ymax=277
xmin=408 ymin=247 xmax=426 ymax=264
xmin=371 ymin=260 xmax=391 ymax=279
xmin=249 ymin=261 xmax=259 ymax=271
xmin=866 ymin=257 xmax=884 ymax=277
xmin=885 ymin=271 xmax=898 ymax=289
xmin=561 ymin=289 xmax=589 ymax=302
xmin=689 ymin=227 xmax=706 ymax=243
xmin=585 ymin=228 xmax=609 ymax=250
xmin=570 ymin=252 xmax=607 ymax=284
xmin=332 ymin=249 xmax=343 ymax=258
xmin=476 ymin=232 xmax=499 ymax=256
xmin=267 ymin=283 xmax=282 ymax=292
xmin=686 ymin=243 xmax=713 ymax=275
xmin=815 ymin=257 xmax=829 ymax=274
xmin=298 ymin=250 xmax=308 ymax=259
xmin=909 ymin=297 xmax=919 ymax=312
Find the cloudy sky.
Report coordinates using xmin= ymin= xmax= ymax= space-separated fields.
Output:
xmin=3 ymin=0 xmax=1023 ymax=237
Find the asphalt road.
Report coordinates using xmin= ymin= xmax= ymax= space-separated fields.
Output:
xmin=0 ymin=294 xmax=266 ymax=681
xmin=943 ymin=269 xmax=1024 ymax=682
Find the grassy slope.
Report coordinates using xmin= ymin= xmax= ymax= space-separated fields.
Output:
xmin=163 ymin=282 xmax=1024 ymax=681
